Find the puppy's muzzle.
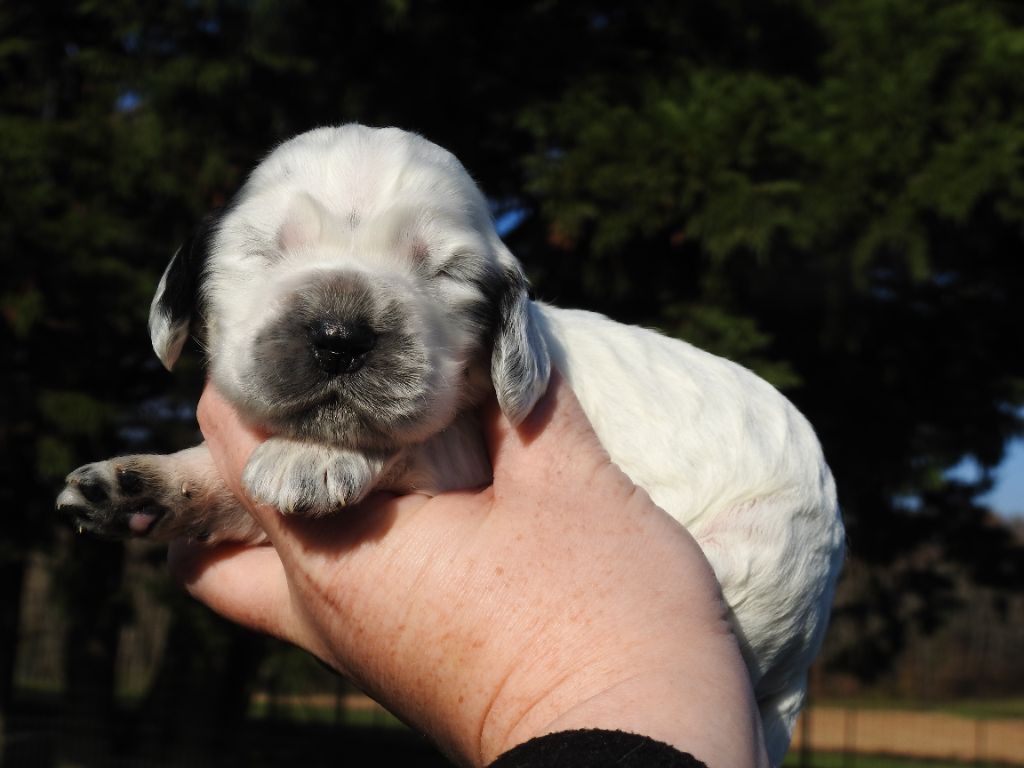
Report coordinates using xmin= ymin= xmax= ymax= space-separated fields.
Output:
xmin=308 ymin=320 xmax=377 ymax=375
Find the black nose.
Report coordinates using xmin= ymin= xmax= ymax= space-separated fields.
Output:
xmin=308 ymin=321 xmax=377 ymax=375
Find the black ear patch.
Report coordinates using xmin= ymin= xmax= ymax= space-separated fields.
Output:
xmin=490 ymin=267 xmax=551 ymax=425
xmin=148 ymin=214 xmax=219 ymax=370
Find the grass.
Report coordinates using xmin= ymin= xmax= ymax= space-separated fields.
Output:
xmin=940 ymin=698 xmax=1024 ymax=720
xmin=812 ymin=697 xmax=1024 ymax=720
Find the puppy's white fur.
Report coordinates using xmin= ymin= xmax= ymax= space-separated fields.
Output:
xmin=66 ymin=125 xmax=843 ymax=765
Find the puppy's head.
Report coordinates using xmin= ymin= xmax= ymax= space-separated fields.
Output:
xmin=149 ymin=125 xmax=549 ymax=450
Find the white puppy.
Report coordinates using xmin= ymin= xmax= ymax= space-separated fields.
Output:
xmin=58 ymin=124 xmax=844 ymax=764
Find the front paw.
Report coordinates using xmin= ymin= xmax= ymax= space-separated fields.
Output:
xmin=56 ymin=460 xmax=170 ymax=538
xmin=241 ymin=440 xmax=389 ymax=516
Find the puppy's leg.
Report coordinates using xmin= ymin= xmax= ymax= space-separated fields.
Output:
xmin=241 ymin=438 xmax=399 ymax=516
xmin=57 ymin=444 xmax=264 ymax=544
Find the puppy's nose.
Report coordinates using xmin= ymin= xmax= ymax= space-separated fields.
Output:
xmin=308 ymin=321 xmax=377 ymax=375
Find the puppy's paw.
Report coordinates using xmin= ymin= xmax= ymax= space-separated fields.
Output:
xmin=242 ymin=440 xmax=388 ymax=516
xmin=56 ymin=459 xmax=176 ymax=538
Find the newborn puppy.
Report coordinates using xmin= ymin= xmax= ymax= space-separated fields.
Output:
xmin=57 ymin=124 xmax=844 ymax=764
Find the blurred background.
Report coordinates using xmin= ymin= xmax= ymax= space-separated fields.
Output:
xmin=2 ymin=1 xmax=1023 ymax=766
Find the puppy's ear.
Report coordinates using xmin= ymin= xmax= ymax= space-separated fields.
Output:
xmin=491 ymin=257 xmax=551 ymax=425
xmin=148 ymin=215 xmax=217 ymax=370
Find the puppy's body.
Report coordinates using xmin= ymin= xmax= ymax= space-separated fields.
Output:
xmin=540 ymin=305 xmax=842 ymax=758
xmin=58 ymin=125 xmax=843 ymax=764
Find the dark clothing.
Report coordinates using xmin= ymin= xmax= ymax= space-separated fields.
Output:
xmin=489 ymin=729 xmax=707 ymax=767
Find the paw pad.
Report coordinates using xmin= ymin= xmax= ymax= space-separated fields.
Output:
xmin=56 ymin=461 xmax=166 ymax=538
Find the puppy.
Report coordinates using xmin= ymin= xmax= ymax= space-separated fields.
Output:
xmin=57 ymin=124 xmax=844 ymax=764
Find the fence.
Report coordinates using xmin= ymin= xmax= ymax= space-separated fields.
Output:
xmin=791 ymin=705 xmax=1024 ymax=765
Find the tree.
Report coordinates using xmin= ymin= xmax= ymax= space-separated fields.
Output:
xmin=511 ymin=0 xmax=1024 ymax=675
xmin=0 ymin=0 xmax=273 ymax=755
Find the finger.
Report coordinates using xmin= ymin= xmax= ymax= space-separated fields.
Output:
xmin=482 ymin=369 xmax=607 ymax=488
xmin=168 ymin=540 xmax=304 ymax=646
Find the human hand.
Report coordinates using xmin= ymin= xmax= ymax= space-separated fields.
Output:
xmin=171 ymin=374 xmax=768 ymax=767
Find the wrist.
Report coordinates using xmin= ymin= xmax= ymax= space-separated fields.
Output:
xmin=478 ymin=636 xmax=768 ymax=768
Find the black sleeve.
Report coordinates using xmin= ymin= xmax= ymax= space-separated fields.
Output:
xmin=487 ymin=729 xmax=708 ymax=768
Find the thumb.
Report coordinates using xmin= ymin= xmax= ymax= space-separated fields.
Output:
xmin=196 ymin=383 xmax=288 ymax=539
xmin=196 ymin=384 xmax=263 ymax=496
xmin=481 ymin=370 xmax=610 ymax=490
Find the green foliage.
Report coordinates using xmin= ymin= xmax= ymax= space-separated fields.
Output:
xmin=662 ymin=304 xmax=802 ymax=390
xmin=523 ymin=69 xmax=809 ymax=260
xmin=523 ymin=0 xmax=1024 ymax=288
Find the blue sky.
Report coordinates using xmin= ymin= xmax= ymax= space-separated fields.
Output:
xmin=948 ymin=438 xmax=1024 ymax=519
xmin=977 ymin=439 xmax=1024 ymax=519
